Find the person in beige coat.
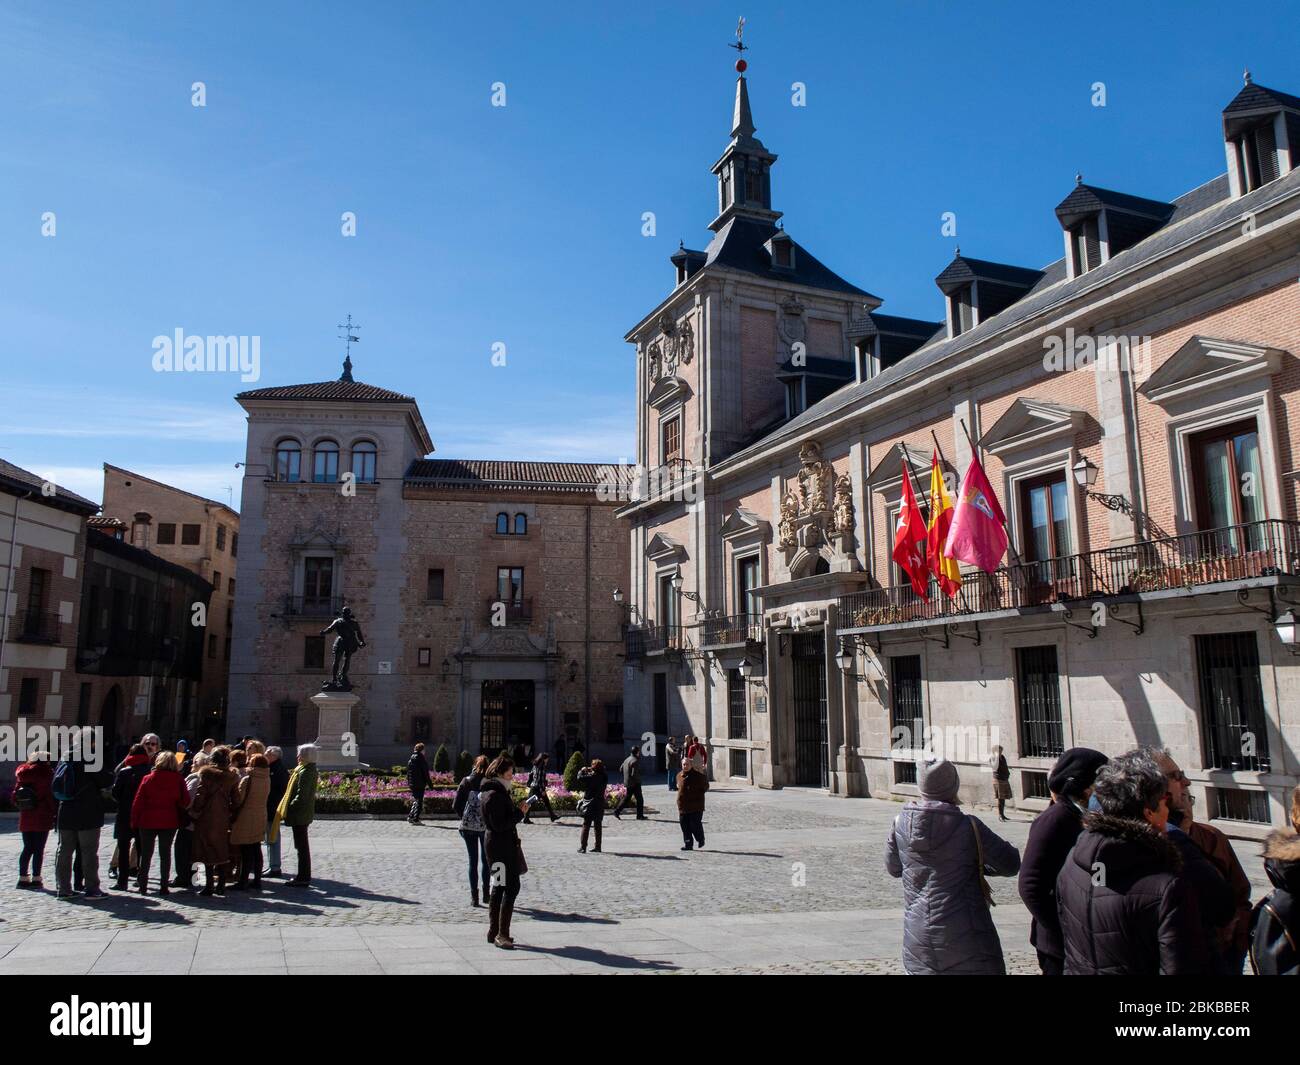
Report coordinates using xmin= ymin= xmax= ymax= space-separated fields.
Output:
xmin=229 ymin=754 xmax=271 ymax=891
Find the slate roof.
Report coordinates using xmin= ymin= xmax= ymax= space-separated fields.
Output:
xmin=700 ymin=217 xmax=876 ymax=299
xmin=0 ymin=458 xmax=99 ymax=514
xmin=236 ymin=380 xmax=416 ymax=404
xmin=716 ymin=166 xmax=1299 ymax=471
xmin=935 ymin=255 xmax=1044 ymax=293
xmin=1055 ymin=184 xmax=1175 ymax=224
xmin=404 ymin=459 xmax=636 ymax=493
xmin=1223 ymin=82 xmax=1300 ymax=115
xmin=776 ymin=356 xmax=855 ymax=379
xmin=871 ymin=313 xmax=943 ymax=339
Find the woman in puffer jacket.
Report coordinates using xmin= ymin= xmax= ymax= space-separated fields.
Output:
xmin=1055 ymin=749 xmax=1207 ymax=975
xmin=1250 ymin=784 xmax=1300 ymax=975
xmin=885 ymin=759 xmax=1021 ymax=975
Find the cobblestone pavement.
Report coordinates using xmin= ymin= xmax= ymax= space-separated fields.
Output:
xmin=0 ymin=785 xmax=1273 ymax=975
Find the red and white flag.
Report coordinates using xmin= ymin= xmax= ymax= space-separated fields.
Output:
xmin=892 ymin=461 xmax=930 ymax=599
xmin=943 ymin=453 xmax=1008 ymax=574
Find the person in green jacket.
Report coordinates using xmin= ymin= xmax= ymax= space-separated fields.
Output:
xmin=272 ymin=744 xmax=319 ymax=887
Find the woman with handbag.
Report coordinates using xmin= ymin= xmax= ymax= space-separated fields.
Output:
xmin=884 ymin=759 xmax=1021 ymax=975
xmin=479 ymin=755 xmax=532 ymax=949
xmin=575 ymin=758 xmax=608 ymax=854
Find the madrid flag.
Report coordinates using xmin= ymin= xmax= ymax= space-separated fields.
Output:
xmin=892 ymin=461 xmax=930 ymax=599
xmin=927 ymin=453 xmax=963 ymax=597
xmin=943 ymin=453 xmax=1008 ymax=574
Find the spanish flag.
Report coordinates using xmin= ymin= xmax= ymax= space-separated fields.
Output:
xmin=927 ymin=452 xmax=963 ymax=597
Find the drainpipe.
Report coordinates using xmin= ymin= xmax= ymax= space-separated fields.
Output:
xmin=584 ymin=504 xmax=592 ymax=756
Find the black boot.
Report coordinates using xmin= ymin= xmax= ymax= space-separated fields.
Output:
xmin=487 ymin=890 xmax=501 ymax=943
xmin=495 ymin=898 xmax=515 ymax=949
xmin=593 ymin=822 xmax=603 ymax=853
xmin=471 ymin=885 xmax=480 ymax=907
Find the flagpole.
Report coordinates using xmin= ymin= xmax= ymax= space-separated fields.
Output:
xmin=929 ymin=429 xmax=976 ymax=614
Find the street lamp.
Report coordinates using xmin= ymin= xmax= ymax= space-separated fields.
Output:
xmin=1275 ymin=610 xmax=1300 ymax=653
xmin=836 ymin=638 xmax=855 ymax=675
xmin=670 ymin=573 xmax=683 ymax=594
xmin=738 ymin=658 xmax=754 ymax=680
xmin=612 ymin=587 xmax=624 ymax=605
xmin=1072 ymin=456 xmax=1133 ymax=515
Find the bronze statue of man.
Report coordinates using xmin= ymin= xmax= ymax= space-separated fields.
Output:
xmin=320 ymin=606 xmax=366 ymax=690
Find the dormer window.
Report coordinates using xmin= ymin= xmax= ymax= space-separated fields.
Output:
xmin=950 ymin=284 xmax=976 ymax=337
xmin=1222 ymin=78 xmax=1298 ymax=198
xmin=1233 ymin=120 xmax=1280 ymax=193
xmin=1069 ymin=216 xmax=1102 ymax=275
xmin=785 ymin=378 xmax=806 ymax=418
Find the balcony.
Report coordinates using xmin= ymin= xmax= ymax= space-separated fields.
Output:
xmin=625 ymin=623 xmax=686 ymax=659
xmin=283 ymin=595 xmax=347 ymax=618
xmin=486 ymin=597 xmax=533 ymax=626
xmin=838 ymin=519 xmax=1300 ymax=630
xmin=15 ymin=610 xmax=61 ymax=644
xmin=699 ymin=613 xmax=763 ymax=649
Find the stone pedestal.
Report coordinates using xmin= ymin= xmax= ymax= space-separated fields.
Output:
xmin=310 ymin=689 xmax=363 ymax=770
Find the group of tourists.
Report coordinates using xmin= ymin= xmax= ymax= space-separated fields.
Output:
xmin=14 ymin=733 xmax=320 ymax=899
xmin=886 ymin=745 xmax=1300 ymax=976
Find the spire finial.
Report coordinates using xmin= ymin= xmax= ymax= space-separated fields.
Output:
xmin=1244 ymin=68 xmax=1252 ymax=85
xmin=729 ymin=16 xmax=748 ymax=72
xmin=1075 ymin=171 xmax=1083 ymax=185
xmin=337 ymin=314 xmax=360 ymax=380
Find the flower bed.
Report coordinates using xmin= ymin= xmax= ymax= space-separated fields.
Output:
xmin=315 ymin=771 xmax=625 ymax=816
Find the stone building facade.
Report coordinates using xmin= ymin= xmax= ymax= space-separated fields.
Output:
xmin=100 ymin=463 xmax=239 ymax=734
xmin=0 ymin=459 xmax=211 ymax=770
xmin=227 ymin=365 xmax=631 ymax=768
xmin=621 ymin=69 xmax=1300 ymax=839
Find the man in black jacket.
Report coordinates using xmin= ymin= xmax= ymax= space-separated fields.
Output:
xmin=54 ymin=748 xmax=110 ymax=899
xmin=1017 ymin=747 xmax=1107 ymax=975
xmin=406 ymin=743 xmax=432 ymax=824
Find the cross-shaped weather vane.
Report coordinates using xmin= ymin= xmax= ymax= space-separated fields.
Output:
xmin=337 ymin=313 xmax=361 ymax=357
xmin=729 ymin=16 xmax=748 ymax=72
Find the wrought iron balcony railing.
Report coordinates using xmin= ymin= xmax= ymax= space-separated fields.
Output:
xmin=699 ymin=613 xmax=763 ymax=648
xmin=838 ymin=519 xmax=1300 ymax=629
xmin=625 ymin=623 xmax=686 ymax=658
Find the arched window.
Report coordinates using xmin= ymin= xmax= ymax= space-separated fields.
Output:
xmin=351 ymin=440 xmax=377 ymax=483
xmin=513 ymin=513 xmax=527 ymax=535
xmin=496 ymin=512 xmax=509 ymax=535
xmin=312 ymin=440 xmax=339 ymax=483
xmin=275 ymin=439 xmax=301 ymax=482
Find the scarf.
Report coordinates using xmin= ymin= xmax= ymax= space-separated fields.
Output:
xmin=269 ymin=763 xmax=306 ymax=844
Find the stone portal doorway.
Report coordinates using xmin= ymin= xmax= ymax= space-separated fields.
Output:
xmin=790 ymin=632 xmax=828 ymax=788
xmin=480 ymin=679 xmax=536 ymax=757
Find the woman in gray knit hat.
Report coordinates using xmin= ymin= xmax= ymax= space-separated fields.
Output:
xmin=885 ymin=759 xmax=1022 ymax=974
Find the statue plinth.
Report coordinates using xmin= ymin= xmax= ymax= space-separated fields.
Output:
xmin=310 ymin=689 xmax=365 ymax=770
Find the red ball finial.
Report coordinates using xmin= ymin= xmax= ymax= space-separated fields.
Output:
xmin=735 ymin=58 xmax=747 ymax=73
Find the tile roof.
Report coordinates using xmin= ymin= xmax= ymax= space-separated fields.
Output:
xmin=236 ymin=379 xmax=416 ymax=404
xmin=87 ymin=515 xmax=127 ymax=528
xmin=0 ymin=458 xmax=99 ymax=514
xmin=717 ymin=167 xmax=1298 ymax=470
xmin=404 ymin=459 xmax=636 ymax=493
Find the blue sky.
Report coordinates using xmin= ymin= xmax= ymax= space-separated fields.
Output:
xmin=1 ymin=0 xmax=1294 ymax=510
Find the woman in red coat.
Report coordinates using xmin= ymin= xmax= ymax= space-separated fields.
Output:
xmin=15 ymin=752 xmax=56 ymax=890
xmin=130 ymin=751 xmax=191 ymax=895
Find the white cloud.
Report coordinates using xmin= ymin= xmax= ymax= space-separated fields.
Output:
xmin=0 ymin=390 xmax=245 ymax=443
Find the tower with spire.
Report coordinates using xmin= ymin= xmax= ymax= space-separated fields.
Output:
xmin=709 ymin=67 xmax=781 ymax=231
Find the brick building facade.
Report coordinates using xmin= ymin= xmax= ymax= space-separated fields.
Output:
xmin=226 ymin=364 xmax=631 ymax=768
xmin=621 ymin=69 xmax=1300 ymax=839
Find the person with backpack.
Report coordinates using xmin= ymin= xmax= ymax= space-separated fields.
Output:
xmin=110 ymin=744 xmax=151 ymax=890
xmin=885 ymin=759 xmax=1022 ymax=974
xmin=612 ymin=747 xmax=645 ymax=820
xmin=1251 ymin=784 xmax=1300 ymax=975
xmin=454 ymin=755 xmax=490 ymax=906
xmin=130 ymin=750 xmax=191 ymax=895
xmin=53 ymin=740 xmax=109 ymax=900
xmin=406 ymin=742 xmax=432 ymax=824
xmin=15 ymin=750 xmax=56 ymax=890
xmin=521 ymin=753 xmax=559 ymax=824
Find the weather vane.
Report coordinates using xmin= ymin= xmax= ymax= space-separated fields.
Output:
xmin=337 ymin=313 xmax=361 ymax=358
xmin=729 ymin=16 xmax=748 ymax=72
